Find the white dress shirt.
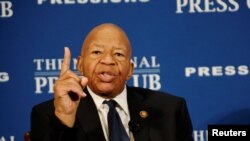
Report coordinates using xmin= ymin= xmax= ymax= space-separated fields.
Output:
xmin=87 ymin=86 xmax=134 ymax=141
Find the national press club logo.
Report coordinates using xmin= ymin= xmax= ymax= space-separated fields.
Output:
xmin=33 ymin=51 xmax=162 ymax=94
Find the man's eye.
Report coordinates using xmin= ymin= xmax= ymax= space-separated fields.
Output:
xmin=115 ymin=53 xmax=124 ymax=57
xmin=92 ymin=51 xmax=102 ymax=54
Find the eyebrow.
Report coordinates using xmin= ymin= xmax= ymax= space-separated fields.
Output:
xmin=92 ymin=43 xmax=127 ymax=51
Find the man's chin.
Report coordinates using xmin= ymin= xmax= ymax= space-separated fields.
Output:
xmin=93 ymin=83 xmax=123 ymax=98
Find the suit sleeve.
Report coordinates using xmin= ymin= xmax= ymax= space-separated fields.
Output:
xmin=30 ymin=103 xmax=78 ymax=141
xmin=176 ymin=98 xmax=194 ymax=141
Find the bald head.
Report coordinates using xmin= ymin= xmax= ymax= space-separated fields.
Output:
xmin=80 ymin=23 xmax=131 ymax=57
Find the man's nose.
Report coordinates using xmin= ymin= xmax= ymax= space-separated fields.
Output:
xmin=100 ymin=53 xmax=115 ymax=65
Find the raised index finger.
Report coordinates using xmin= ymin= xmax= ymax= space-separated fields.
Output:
xmin=60 ymin=47 xmax=71 ymax=76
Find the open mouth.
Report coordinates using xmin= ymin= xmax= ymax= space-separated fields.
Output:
xmin=97 ymin=72 xmax=117 ymax=82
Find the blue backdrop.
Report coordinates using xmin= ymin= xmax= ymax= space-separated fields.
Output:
xmin=1 ymin=0 xmax=250 ymax=141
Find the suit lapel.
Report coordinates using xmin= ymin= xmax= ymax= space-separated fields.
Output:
xmin=76 ymin=90 xmax=106 ymax=141
xmin=127 ymin=86 xmax=150 ymax=141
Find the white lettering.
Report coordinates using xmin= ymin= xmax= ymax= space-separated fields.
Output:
xmin=34 ymin=58 xmax=70 ymax=71
xmin=185 ymin=67 xmax=196 ymax=77
xmin=228 ymin=0 xmax=239 ymax=12
xmin=216 ymin=0 xmax=227 ymax=12
xmin=139 ymin=0 xmax=150 ymax=2
xmin=131 ymin=74 xmax=161 ymax=90
xmin=225 ymin=66 xmax=236 ymax=76
xmin=212 ymin=66 xmax=223 ymax=76
xmin=148 ymin=74 xmax=161 ymax=90
xmin=176 ymin=0 xmax=240 ymax=14
xmin=91 ymin=0 xmax=101 ymax=4
xmin=132 ymin=74 xmax=139 ymax=87
xmin=132 ymin=56 xmax=160 ymax=68
xmin=238 ymin=65 xmax=249 ymax=75
xmin=37 ymin=0 xmax=150 ymax=5
xmin=212 ymin=129 xmax=218 ymax=136
xmin=0 ymin=136 xmax=14 ymax=141
xmin=142 ymin=74 xmax=147 ymax=88
xmin=212 ymin=129 xmax=247 ymax=136
xmin=10 ymin=136 xmax=14 ymax=141
xmin=198 ymin=67 xmax=210 ymax=77
xmin=139 ymin=57 xmax=150 ymax=68
xmin=78 ymin=0 xmax=88 ymax=4
xmin=35 ymin=77 xmax=47 ymax=94
xmin=65 ymin=0 xmax=76 ymax=4
xmin=0 ymin=136 xmax=6 ymax=141
xmin=0 ymin=72 xmax=9 ymax=82
xmin=73 ymin=58 xmax=77 ymax=70
xmin=35 ymin=77 xmax=58 ymax=94
xmin=45 ymin=59 xmax=54 ymax=70
xmin=242 ymin=131 xmax=247 ymax=136
xmin=46 ymin=59 xmax=57 ymax=70
xmin=189 ymin=0 xmax=203 ymax=13
xmin=247 ymin=0 xmax=250 ymax=10
xmin=176 ymin=0 xmax=188 ymax=13
xmin=37 ymin=0 xmax=47 ymax=4
xmin=111 ymin=0 xmax=121 ymax=3
xmin=193 ymin=130 xmax=208 ymax=141
xmin=33 ymin=59 xmax=44 ymax=71
xmin=151 ymin=56 xmax=160 ymax=67
xmin=204 ymin=0 xmax=216 ymax=12
xmin=52 ymin=0 xmax=63 ymax=4
xmin=185 ymin=65 xmax=249 ymax=77
xmin=0 ymin=1 xmax=13 ymax=18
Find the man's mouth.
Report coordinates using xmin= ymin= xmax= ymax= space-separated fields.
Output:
xmin=97 ymin=72 xmax=117 ymax=82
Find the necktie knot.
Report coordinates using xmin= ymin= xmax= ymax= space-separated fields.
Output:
xmin=103 ymin=100 xmax=117 ymax=109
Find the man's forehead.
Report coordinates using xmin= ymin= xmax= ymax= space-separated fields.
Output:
xmin=90 ymin=42 xmax=129 ymax=50
xmin=91 ymin=23 xmax=123 ymax=33
xmin=89 ymin=26 xmax=126 ymax=40
xmin=81 ymin=23 xmax=131 ymax=55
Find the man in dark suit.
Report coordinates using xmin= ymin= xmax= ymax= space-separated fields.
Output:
xmin=30 ymin=23 xmax=194 ymax=141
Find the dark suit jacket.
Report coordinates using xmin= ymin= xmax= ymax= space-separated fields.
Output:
xmin=30 ymin=86 xmax=194 ymax=141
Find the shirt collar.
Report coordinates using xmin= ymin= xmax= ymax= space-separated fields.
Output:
xmin=87 ymin=86 xmax=129 ymax=115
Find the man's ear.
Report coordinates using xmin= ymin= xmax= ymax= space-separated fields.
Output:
xmin=77 ymin=56 xmax=84 ymax=75
xmin=126 ymin=60 xmax=134 ymax=80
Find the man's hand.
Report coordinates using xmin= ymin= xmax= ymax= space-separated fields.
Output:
xmin=53 ymin=47 xmax=88 ymax=127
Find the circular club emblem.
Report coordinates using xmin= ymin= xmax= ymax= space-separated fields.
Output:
xmin=139 ymin=110 xmax=148 ymax=118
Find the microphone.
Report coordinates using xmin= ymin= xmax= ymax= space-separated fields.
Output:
xmin=129 ymin=120 xmax=140 ymax=133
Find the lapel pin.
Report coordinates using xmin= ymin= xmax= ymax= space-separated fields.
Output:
xmin=139 ymin=110 xmax=148 ymax=118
